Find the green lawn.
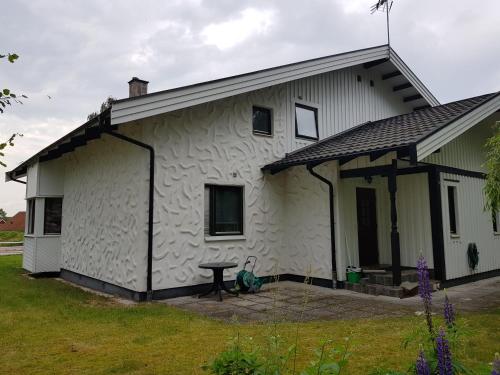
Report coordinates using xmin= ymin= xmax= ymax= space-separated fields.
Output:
xmin=0 ymin=231 xmax=24 ymax=246
xmin=0 ymin=255 xmax=498 ymax=374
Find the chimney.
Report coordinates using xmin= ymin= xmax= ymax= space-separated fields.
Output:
xmin=128 ymin=77 xmax=149 ymax=98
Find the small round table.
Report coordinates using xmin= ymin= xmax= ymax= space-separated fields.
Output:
xmin=198 ymin=262 xmax=238 ymax=301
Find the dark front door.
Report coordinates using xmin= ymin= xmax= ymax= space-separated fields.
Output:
xmin=356 ymin=188 xmax=379 ymax=266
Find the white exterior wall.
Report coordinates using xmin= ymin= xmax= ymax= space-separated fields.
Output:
xmin=60 ymin=124 xmax=149 ymax=292
xmin=23 ymin=163 xmax=63 ymax=273
xmin=441 ymin=173 xmax=500 ymax=280
xmin=285 ymin=66 xmax=412 ymax=152
xmin=283 ymin=164 xmax=334 ymax=280
xmin=23 ymin=236 xmax=35 ymax=271
xmin=424 ymin=116 xmax=498 ymax=172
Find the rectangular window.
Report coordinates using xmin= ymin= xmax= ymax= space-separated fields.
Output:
xmin=295 ymin=103 xmax=318 ymax=140
xmin=27 ymin=199 xmax=35 ymax=235
xmin=493 ymin=211 xmax=499 ymax=233
xmin=206 ymin=185 xmax=243 ymax=236
xmin=44 ymin=197 xmax=63 ymax=235
xmin=252 ymin=106 xmax=272 ymax=135
xmin=447 ymin=186 xmax=458 ymax=235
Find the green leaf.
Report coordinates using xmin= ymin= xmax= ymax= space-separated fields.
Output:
xmin=8 ymin=53 xmax=19 ymax=63
xmin=3 ymin=89 xmax=10 ymax=96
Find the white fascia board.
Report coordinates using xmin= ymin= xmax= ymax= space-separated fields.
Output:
xmin=389 ymin=49 xmax=440 ymax=107
xmin=417 ymin=94 xmax=500 ymax=160
xmin=111 ymin=46 xmax=390 ymax=125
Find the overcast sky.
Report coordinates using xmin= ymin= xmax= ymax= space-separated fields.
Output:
xmin=1 ymin=0 xmax=499 ymax=215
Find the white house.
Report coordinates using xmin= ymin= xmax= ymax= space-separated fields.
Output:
xmin=6 ymin=45 xmax=500 ymax=300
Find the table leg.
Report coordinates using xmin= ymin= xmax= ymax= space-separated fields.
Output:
xmin=198 ymin=270 xmax=217 ymax=298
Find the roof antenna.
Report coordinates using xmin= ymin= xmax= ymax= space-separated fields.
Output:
xmin=371 ymin=0 xmax=394 ymax=54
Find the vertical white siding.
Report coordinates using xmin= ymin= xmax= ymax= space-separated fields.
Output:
xmin=22 ymin=237 xmax=36 ymax=272
xmin=424 ymin=115 xmax=498 ymax=172
xmin=284 ymin=66 xmax=412 ymax=152
xmin=397 ymin=174 xmax=433 ymax=268
xmin=441 ymin=173 xmax=500 ymax=280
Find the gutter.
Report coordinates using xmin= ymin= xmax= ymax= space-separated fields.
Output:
xmin=102 ymin=125 xmax=155 ymax=301
xmin=306 ymin=164 xmax=339 ymax=288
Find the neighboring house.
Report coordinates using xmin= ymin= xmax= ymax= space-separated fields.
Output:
xmin=0 ymin=211 xmax=26 ymax=232
xmin=6 ymin=45 xmax=500 ymax=300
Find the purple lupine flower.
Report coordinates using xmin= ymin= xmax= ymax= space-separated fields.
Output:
xmin=492 ymin=352 xmax=500 ymax=375
xmin=417 ymin=255 xmax=432 ymax=304
xmin=416 ymin=350 xmax=430 ymax=375
xmin=436 ymin=328 xmax=453 ymax=375
xmin=443 ymin=292 xmax=455 ymax=327
xmin=417 ymin=255 xmax=434 ymax=335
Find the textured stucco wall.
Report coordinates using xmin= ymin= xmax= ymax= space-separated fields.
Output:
xmin=140 ymin=87 xmax=288 ymax=289
xmin=282 ymin=164 xmax=334 ymax=280
xmin=60 ymin=124 xmax=149 ymax=292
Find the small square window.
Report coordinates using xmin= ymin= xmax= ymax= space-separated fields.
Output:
xmin=252 ymin=106 xmax=272 ymax=135
xmin=295 ymin=104 xmax=318 ymax=140
xmin=44 ymin=197 xmax=63 ymax=235
xmin=205 ymin=185 xmax=243 ymax=236
xmin=27 ymin=199 xmax=35 ymax=235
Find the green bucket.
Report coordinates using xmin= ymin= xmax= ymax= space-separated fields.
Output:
xmin=347 ymin=271 xmax=361 ymax=284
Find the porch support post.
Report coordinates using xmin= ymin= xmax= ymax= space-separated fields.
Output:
xmin=427 ymin=166 xmax=446 ymax=282
xmin=388 ymin=159 xmax=401 ymax=286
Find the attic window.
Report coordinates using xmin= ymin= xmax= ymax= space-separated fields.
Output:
xmin=252 ymin=106 xmax=272 ymax=136
xmin=295 ymin=104 xmax=318 ymax=140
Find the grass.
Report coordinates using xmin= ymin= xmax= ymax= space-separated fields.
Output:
xmin=0 ymin=255 xmax=498 ymax=374
xmin=0 ymin=230 xmax=24 ymax=246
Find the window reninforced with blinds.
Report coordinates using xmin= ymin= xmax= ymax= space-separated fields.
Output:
xmin=447 ymin=186 xmax=459 ymax=235
xmin=205 ymin=185 xmax=244 ymax=236
xmin=44 ymin=197 xmax=63 ymax=235
xmin=295 ymin=103 xmax=318 ymax=140
xmin=27 ymin=199 xmax=35 ymax=235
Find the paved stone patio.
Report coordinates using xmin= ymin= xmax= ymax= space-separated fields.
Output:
xmin=159 ymin=277 xmax=500 ymax=322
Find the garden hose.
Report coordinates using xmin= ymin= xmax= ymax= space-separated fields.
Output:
xmin=467 ymin=243 xmax=479 ymax=271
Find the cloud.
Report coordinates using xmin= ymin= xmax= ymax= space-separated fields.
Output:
xmin=201 ymin=8 xmax=275 ymax=50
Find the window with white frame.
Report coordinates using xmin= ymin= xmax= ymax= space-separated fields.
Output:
xmin=447 ymin=185 xmax=459 ymax=235
xmin=295 ymin=103 xmax=318 ymax=140
xmin=43 ymin=197 xmax=63 ymax=235
xmin=205 ymin=185 xmax=243 ymax=236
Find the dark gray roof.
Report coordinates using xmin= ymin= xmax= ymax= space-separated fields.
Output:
xmin=263 ymin=92 xmax=499 ymax=172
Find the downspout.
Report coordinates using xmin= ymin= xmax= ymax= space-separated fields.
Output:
xmin=103 ymin=128 xmax=155 ymax=301
xmin=306 ymin=164 xmax=339 ymax=288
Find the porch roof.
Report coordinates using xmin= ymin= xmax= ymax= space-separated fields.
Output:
xmin=263 ymin=92 xmax=500 ymax=174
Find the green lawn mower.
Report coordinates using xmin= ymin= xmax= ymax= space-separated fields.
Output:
xmin=235 ymin=256 xmax=263 ymax=293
